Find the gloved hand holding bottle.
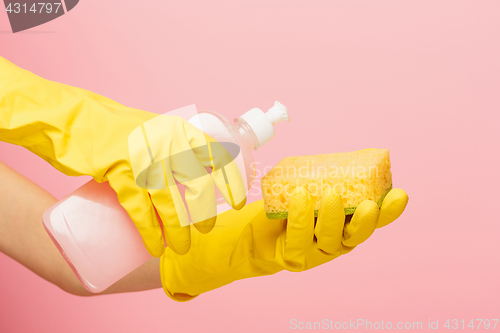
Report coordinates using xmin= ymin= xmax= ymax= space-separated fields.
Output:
xmin=160 ymin=187 xmax=408 ymax=301
xmin=0 ymin=56 xmax=246 ymax=256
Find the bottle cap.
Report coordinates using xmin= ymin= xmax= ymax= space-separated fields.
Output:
xmin=240 ymin=101 xmax=289 ymax=147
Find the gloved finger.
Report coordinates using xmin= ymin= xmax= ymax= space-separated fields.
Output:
xmin=169 ymin=145 xmax=218 ymax=234
xmin=211 ymin=157 xmax=247 ymax=210
xmin=285 ymin=186 xmax=315 ymax=261
xmin=377 ymin=188 xmax=409 ymax=228
xmin=148 ymin=160 xmax=191 ymax=255
xmin=185 ymin=177 xmax=217 ymax=234
xmin=181 ymin=118 xmax=246 ymax=210
xmin=193 ymin=136 xmax=247 ymax=210
xmin=342 ymin=200 xmax=379 ymax=248
xmin=107 ymin=168 xmax=165 ymax=258
xmin=315 ymin=188 xmax=345 ymax=254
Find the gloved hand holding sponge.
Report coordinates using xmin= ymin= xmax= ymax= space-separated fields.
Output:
xmin=0 ymin=57 xmax=408 ymax=301
xmin=162 ymin=150 xmax=408 ymax=301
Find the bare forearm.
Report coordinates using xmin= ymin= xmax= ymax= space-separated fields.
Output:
xmin=0 ymin=160 xmax=162 ymax=296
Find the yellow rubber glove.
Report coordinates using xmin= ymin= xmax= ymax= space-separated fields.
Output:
xmin=161 ymin=187 xmax=408 ymax=301
xmin=0 ymin=57 xmax=246 ymax=256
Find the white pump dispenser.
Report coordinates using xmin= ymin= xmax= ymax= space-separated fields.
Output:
xmin=239 ymin=101 xmax=290 ymax=147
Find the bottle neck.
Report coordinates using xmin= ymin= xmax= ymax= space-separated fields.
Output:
xmin=234 ymin=117 xmax=260 ymax=151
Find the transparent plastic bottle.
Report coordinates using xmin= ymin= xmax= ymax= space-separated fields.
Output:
xmin=43 ymin=102 xmax=289 ymax=293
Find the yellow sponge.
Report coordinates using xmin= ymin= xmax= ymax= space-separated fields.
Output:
xmin=261 ymin=148 xmax=392 ymax=219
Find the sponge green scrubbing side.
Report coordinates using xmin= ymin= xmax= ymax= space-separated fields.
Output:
xmin=264 ymin=185 xmax=392 ymax=219
xmin=261 ymin=149 xmax=393 ymax=219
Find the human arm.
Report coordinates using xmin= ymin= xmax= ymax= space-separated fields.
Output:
xmin=0 ymin=160 xmax=162 ymax=296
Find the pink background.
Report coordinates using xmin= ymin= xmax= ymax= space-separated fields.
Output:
xmin=1 ymin=0 xmax=499 ymax=332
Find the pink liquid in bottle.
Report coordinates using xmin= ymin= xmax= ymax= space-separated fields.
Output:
xmin=43 ymin=180 xmax=152 ymax=293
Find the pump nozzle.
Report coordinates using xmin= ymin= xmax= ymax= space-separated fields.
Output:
xmin=239 ymin=101 xmax=290 ymax=148
xmin=265 ymin=101 xmax=290 ymax=125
